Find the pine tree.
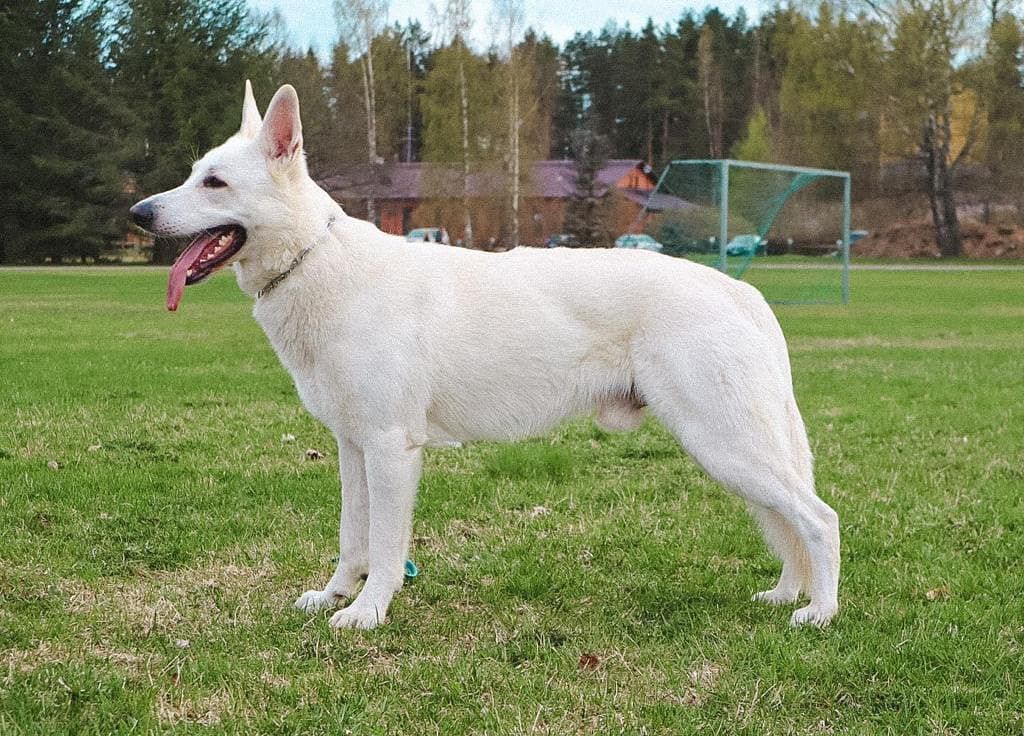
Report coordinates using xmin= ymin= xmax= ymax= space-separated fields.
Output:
xmin=275 ymin=49 xmax=336 ymax=179
xmin=982 ymin=14 xmax=1024 ymax=220
xmin=111 ymin=0 xmax=276 ymax=262
xmin=370 ymin=27 xmax=421 ymax=163
xmin=565 ymin=117 xmax=610 ymax=246
xmin=329 ymin=40 xmax=377 ymax=166
xmin=0 ymin=1 xmax=128 ymax=263
xmin=731 ymin=106 xmax=772 ymax=162
xmin=658 ymin=14 xmax=704 ymax=161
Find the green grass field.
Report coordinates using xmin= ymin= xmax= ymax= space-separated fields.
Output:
xmin=1 ymin=266 xmax=1022 ymax=734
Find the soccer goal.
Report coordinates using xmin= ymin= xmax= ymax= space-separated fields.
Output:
xmin=642 ymin=159 xmax=852 ymax=304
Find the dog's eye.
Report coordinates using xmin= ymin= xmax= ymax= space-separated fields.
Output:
xmin=202 ymin=175 xmax=228 ymax=189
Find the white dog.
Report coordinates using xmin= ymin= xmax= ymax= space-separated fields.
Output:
xmin=130 ymin=82 xmax=840 ymax=629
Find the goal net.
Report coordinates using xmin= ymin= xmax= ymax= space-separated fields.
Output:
xmin=641 ymin=159 xmax=851 ymax=304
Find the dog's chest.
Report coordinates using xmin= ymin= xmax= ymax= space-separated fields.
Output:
xmin=290 ymin=366 xmax=341 ymax=428
xmin=255 ymin=300 xmax=339 ymax=418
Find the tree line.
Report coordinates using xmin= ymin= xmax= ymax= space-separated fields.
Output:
xmin=3 ymin=0 xmax=1023 ymax=262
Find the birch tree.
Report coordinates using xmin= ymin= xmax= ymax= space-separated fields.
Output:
xmin=697 ymin=23 xmax=724 ymax=158
xmin=773 ymin=7 xmax=884 ymax=184
xmin=399 ymin=21 xmax=431 ymax=162
xmin=334 ymin=0 xmax=388 ymax=223
xmin=491 ymin=0 xmax=526 ymax=247
xmin=865 ymin=0 xmax=983 ymax=257
xmin=431 ymin=0 xmax=476 ymax=246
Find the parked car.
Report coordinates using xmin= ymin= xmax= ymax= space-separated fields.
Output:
xmin=545 ymin=233 xmax=580 ymax=248
xmin=725 ymin=234 xmax=766 ymax=256
xmin=614 ymin=233 xmax=663 ymax=252
xmin=405 ymin=227 xmax=449 ymax=244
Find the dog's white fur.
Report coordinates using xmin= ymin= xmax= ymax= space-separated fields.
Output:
xmin=134 ymin=83 xmax=840 ymax=629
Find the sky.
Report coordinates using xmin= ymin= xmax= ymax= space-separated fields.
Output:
xmin=248 ymin=0 xmax=765 ymax=57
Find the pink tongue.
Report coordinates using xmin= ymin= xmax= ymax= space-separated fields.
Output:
xmin=166 ymin=235 xmax=214 ymax=311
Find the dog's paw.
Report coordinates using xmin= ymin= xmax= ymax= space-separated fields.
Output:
xmin=752 ymin=587 xmax=802 ymax=606
xmin=329 ymin=600 xmax=385 ymax=630
xmin=294 ymin=589 xmax=344 ymax=613
xmin=789 ymin=602 xmax=838 ymax=628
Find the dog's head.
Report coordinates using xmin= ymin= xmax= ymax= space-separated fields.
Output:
xmin=130 ymin=82 xmax=308 ymax=310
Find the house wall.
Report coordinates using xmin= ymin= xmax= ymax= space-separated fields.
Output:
xmin=410 ymin=198 xmax=501 ymax=246
xmin=322 ymin=160 xmax=654 ymax=246
xmin=609 ymin=192 xmax=648 ymax=236
xmin=379 ymin=200 xmax=416 ymax=235
xmin=410 ymin=197 xmax=570 ymax=248
xmin=336 ymin=193 xmax=645 ymax=247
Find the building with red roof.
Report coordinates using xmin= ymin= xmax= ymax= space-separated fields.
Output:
xmin=317 ymin=159 xmax=657 ymax=247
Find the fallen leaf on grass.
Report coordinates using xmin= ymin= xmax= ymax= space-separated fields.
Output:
xmin=304 ymin=448 xmax=324 ymax=461
xmin=925 ymin=585 xmax=950 ymax=601
xmin=578 ymin=653 xmax=600 ymax=671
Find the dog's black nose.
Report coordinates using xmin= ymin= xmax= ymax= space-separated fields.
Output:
xmin=130 ymin=201 xmax=155 ymax=230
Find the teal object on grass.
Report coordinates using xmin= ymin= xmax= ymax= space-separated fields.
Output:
xmin=329 ymin=556 xmax=418 ymax=579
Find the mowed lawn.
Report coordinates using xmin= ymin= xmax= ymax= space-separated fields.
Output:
xmin=1 ymin=264 xmax=1022 ymax=735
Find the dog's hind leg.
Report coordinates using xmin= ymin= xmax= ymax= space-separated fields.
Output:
xmin=747 ymin=504 xmax=809 ymax=605
xmin=330 ymin=429 xmax=421 ymax=630
xmin=295 ymin=436 xmax=369 ymax=613
xmin=754 ymin=398 xmax=840 ymax=620
xmin=785 ymin=491 xmax=840 ymax=626
xmin=670 ymin=421 xmax=838 ymax=626
xmin=637 ymin=351 xmax=839 ymax=626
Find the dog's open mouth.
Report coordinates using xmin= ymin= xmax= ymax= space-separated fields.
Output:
xmin=166 ymin=225 xmax=246 ymax=311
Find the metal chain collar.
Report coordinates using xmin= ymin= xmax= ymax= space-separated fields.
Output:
xmin=256 ymin=216 xmax=336 ymax=300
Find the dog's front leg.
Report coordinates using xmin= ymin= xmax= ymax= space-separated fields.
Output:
xmin=330 ymin=429 xmax=421 ymax=630
xmin=295 ymin=436 xmax=369 ymax=613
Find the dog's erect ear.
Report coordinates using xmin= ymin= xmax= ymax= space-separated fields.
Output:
xmin=239 ymin=79 xmax=262 ymax=138
xmin=259 ymin=84 xmax=302 ymax=162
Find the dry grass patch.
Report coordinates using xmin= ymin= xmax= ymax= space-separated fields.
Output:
xmin=675 ymin=661 xmax=725 ymax=707
xmin=1 ymin=639 xmax=154 ymax=682
xmin=791 ymin=334 xmax=1024 ymax=352
xmin=60 ymin=556 xmax=280 ymax=635
xmin=156 ymin=688 xmax=233 ymax=726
